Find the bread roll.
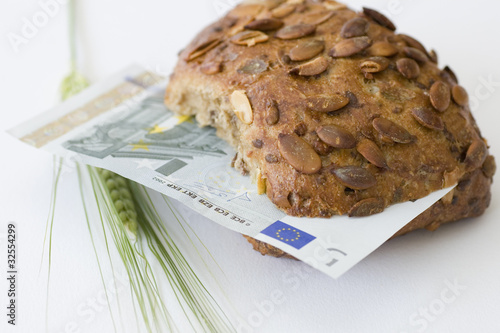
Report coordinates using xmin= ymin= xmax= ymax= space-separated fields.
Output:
xmin=165 ymin=0 xmax=495 ymax=257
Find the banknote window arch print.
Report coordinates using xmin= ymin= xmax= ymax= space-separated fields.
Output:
xmin=63 ymin=94 xmax=227 ymax=161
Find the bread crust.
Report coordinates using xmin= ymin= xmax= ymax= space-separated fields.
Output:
xmin=165 ymin=0 xmax=495 ymax=255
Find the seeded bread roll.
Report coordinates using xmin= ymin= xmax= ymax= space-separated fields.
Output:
xmin=165 ymin=0 xmax=496 ymax=257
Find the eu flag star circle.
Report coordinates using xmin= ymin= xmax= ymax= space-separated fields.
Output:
xmin=261 ymin=221 xmax=316 ymax=250
xmin=275 ymin=228 xmax=301 ymax=242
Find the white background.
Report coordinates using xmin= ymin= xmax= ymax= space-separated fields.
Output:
xmin=1 ymin=0 xmax=500 ymax=332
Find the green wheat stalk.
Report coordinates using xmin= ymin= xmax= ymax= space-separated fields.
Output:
xmin=41 ymin=156 xmax=63 ymax=332
xmin=80 ymin=166 xmax=174 ymax=332
xmin=42 ymin=0 xmax=235 ymax=331
xmin=129 ymin=182 xmax=235 ymax=332
xmin=60 ymin=0 xmax=89 ymax=100
xmin=74 ymin=166 xmax=235 ymax=332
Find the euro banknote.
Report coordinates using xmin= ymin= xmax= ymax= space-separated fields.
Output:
xmin=8 ymin=65 xmax=453 ymax=279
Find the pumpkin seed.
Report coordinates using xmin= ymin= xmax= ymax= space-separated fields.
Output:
xmin=429 ymin=49 xmax=438 ymax=63
xmin=367 ymin=41 xmax=399 ymax=57
xmin=441 ymin=66 xmax=458 ymax=84
xmin=302 ymin=10 xmax=335 ymax=25
xmin=275 ymin=23 xmax=316 ymax=39
xmin=186 ymin=38 xmax=221 ymax=61
xmin=332 ymin=166 xmax=377 ymax=190
xmin=289 ymin=56 xmax=329 ymax=76
xmin=464 ymin=139 xmax=488 ymax=170
xmin=373 ymin=117 xmax=414 ymax=143
xmin=340 ymin=17 xmax=368 ymax=38
xmin=306 ymin=94 xmax=350 ymax=112
xmin=329 ymin=36 xmax=372 ymax=58
xmin=403 ymin=46 xmax=428 ymax=63
xmin=289 ymin=39 xmax=325 ymax=61
xmin=429 ymin=81 xmax=451 ymax=112
xmin=278 ymin=133 xmax=322 ymax=174
xmin=360 ymin=57 xmax=389 ymax=78
xmin=398 ymin=34 xmax=427 ymax=55
xmin=271 ymin=3 xmax=296 ymax=18
xmin=348 ymin=198 xmax=385 ymax=217
xmin=482 ymin=155 xmax=496 ymax=179
xmin=396 ymin=58 xmax=420 ymax=79
xmin=245 ymin=18 xmax=284 ymax=31
xmin=363 ymin=7 xmax=396 ymax=31
xmin=230 ymin=90 xmax=254 ymax=124
xmin=237 ymin=59 xmax=268 ymax=74
xmin=323 ymin=0 xmax=347 ymax=11
xmin=230 ymin=31 xmax=269 ymax=47
xmin=229 ymin=4 xmax=264 ymax=18
xmin=357 ymin=139 xmax=388 ymax=168
xmin=227 ymin=16 xmax=254 ymax=37
xmin=411 ymin=107 xmax=444 ymax=131
xmin=316 ymin=125 xmax=356 ymax=149
xmin=452 ymin=85 xmax=469 ymax=107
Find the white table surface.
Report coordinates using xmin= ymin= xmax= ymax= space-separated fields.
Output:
xmin=1 ymin=1 xmax=499 ymax=332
